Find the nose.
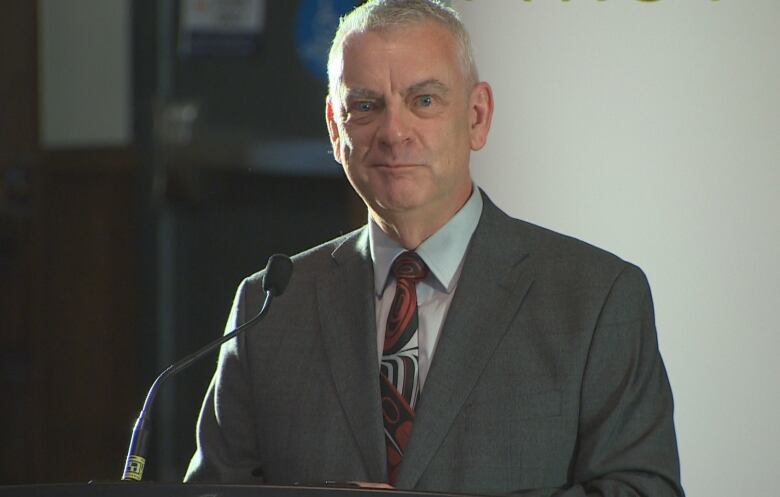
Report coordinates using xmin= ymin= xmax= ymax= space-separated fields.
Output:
xmin=375 ymin=102 xmax=412 ymax=152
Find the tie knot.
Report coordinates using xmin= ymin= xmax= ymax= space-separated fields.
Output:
xmin=391 ymin=251 xmax=428 ymax=282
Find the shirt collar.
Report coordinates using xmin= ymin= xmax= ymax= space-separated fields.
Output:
xmin=369 ymin=187 xmax=483 ymax=296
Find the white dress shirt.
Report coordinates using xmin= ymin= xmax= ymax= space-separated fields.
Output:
xmin=369 ymin=188 xmax=483 ymax=391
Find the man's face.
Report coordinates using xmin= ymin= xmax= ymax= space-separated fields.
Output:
xmin=326 ymin=21 xmax=492 ymax=227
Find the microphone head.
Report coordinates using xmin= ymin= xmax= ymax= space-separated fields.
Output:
xmin=262 ymin=254 xmax=294 ymax=297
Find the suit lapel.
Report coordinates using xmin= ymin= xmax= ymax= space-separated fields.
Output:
xmin=316 ymin=228 xmax=387 ymax=482
xmin=396 ymin=196 xmax=536 ymax=488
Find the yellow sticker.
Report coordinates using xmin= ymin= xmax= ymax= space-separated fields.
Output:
xmin=124 ymin=455 xmax=146 ymax=481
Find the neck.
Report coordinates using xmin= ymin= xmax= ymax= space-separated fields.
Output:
xmin=372 ymin=216 xmax=436 ymax=250
xmin=370 ymin=187 xmax=473 ymax=250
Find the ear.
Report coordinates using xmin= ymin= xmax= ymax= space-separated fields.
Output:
xmin=468 ymin=82 xmax=494 ymax=151
xmin=325 ymin=95 xmax=343 ymax=164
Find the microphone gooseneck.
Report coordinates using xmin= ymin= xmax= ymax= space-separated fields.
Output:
xmin=121 ymin=254 xmax=293 ymax=481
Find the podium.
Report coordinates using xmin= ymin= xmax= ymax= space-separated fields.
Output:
xmin=0 ymin=483 xmax=474 ymax=497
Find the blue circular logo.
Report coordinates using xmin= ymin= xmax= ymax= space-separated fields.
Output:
xmin=295 ymin=0 xmax=359 ymax=81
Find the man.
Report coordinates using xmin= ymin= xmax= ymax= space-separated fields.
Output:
xmin=185 ymin=1 xmax=684 ymax=496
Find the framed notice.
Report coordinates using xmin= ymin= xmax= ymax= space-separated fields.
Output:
xmin=178 ymin=0 xmax=266 ymax=56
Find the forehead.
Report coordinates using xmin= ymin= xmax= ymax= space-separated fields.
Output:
xmin=339 ymin=21 xmax=463 ymax=92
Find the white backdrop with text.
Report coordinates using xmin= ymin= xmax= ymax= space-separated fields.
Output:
xmin=455 ymin=1 xmax=780 ymax=496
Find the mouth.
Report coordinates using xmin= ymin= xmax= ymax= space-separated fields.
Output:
xmin=373 ymin=163 xmax=422 ymax=169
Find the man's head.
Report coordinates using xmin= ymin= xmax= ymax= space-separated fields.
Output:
xmin=327 ymin=0 xmax=479 ymax=104
xmin=325 ymin=0 xmax=493 ymax=247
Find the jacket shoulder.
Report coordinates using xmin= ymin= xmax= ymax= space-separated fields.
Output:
xmin=480 ymin=195 xmax=639 ymax=286
xmin=244 ymin=225 xmax=368 ymax=289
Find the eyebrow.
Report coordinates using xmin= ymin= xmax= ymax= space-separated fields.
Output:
xmin=342 ymin=87 xmax=381 ymax=101
xmin=341 ymin=79 xmax=451 ymax=102
xmin=404 ymin=79 xmax=450 ymax=96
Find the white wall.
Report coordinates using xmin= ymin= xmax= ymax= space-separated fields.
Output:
xmin=454 ymin=1 xmax=780 ymax=496
xmin=38 ymin=0 xmax=131 ymax=147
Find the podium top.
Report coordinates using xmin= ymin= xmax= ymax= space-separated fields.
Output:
xmin=0 ymin=483 xmax=484 ymax=497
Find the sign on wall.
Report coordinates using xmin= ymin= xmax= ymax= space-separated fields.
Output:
xmin=179 ymin=0 xmax=266 ymax=56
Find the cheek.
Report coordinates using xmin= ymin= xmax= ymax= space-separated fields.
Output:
xmin=340 ymin=125 xmax=373 ymax=159
xmin=429 ymin=121 xmax=466 ymax=159
xmin=336 ymin=125 xmax=351 ymax=152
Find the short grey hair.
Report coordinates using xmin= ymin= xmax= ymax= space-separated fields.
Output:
xmin=327 ymin=0 xmax=479 ymax=106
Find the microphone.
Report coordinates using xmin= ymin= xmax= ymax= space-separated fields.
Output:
xmin=263 ymin=253 xmax=293 ymax=297
xmin=121 ymin=254 xmax=294 ymax=481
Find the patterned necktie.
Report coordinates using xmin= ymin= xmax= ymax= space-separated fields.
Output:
xmin=380 ymin=251 xmax=428 ymax=485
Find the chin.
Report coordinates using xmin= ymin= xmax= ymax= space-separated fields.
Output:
xmin=373 ymin=190 xmax=429 ymax=214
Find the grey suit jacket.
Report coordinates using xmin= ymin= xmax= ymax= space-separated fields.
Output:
xmin=185 ymin=192 xmax=684 ymax=497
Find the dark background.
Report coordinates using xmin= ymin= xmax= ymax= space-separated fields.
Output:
xmin=0 ymin=0 xmax=364 ymax=484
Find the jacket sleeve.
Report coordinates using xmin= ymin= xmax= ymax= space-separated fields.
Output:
xmin=183 ymin=278 xmax=263 ymax=483
xmin=541 ymin=265 xmax=684 ymax=497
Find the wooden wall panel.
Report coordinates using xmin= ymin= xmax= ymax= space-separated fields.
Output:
xmin=0 ymin=0 xmax=37 ymax=156
xmin=1 ymin=149 xmax=140 ymax=484
xmin=1 ymin=0 xmax=40 ymax=483
xmin=32 ymin=150 xmax=139 ymax=483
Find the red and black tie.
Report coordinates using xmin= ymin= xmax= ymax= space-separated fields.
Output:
xmin=380 ymin=251 xmax=428 ymax=485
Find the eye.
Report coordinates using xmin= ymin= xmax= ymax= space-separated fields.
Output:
xmin=353 ymin=101 xmax=375 ymax=112
xmin=416 ymin=95 xmax=434 ymax=107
